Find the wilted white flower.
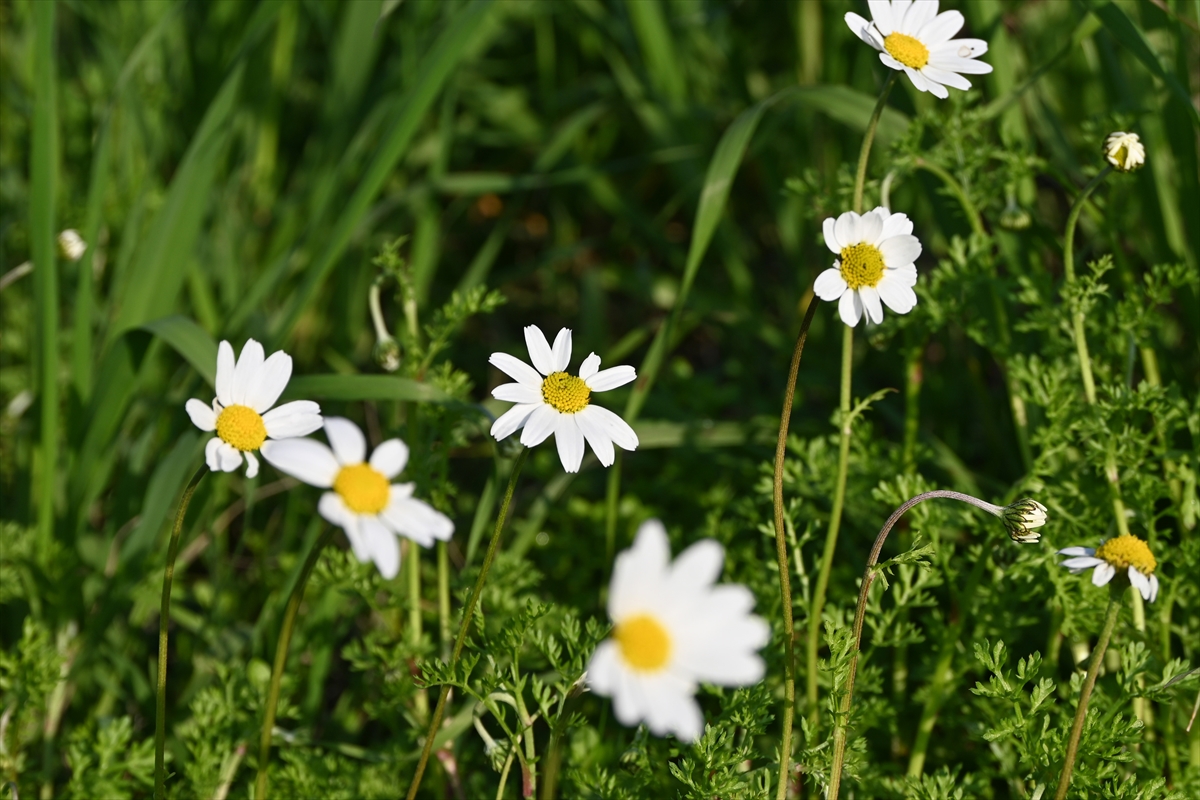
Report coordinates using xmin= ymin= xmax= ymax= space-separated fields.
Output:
xmin=262 ymin=418 xmax=452 ymax=579
xmin=814 ymin=207 xmax=921 ymax=327
xmin=489 ymin=325 xmax=638 ymax=473
xmin=1058 ymin=534 xmax=1159 ymax=603
xmin=1103 ymin=131 xmax=1145 ymax=172
xmin=845 ymin=1 xmax=992 ymax=99
xmin=57 ymin=229 xmax=87 ymax=261
xmin=185 ymin=339 xmax=323 ymax=478
xmin=586 ymin=520 xmax=770 ymax=742
xmin=1001 ymin=498 xmax=1047 ymax=543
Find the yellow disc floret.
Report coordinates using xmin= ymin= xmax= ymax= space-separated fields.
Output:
xmin=884 ymin=32 xmax=930 ymax=69
xmin=614 ymin=614 xmax=672 ymax=672
xmin=216 ymin=404 xmax=267 ymax=452
xmin=333 ymin=463 xmax=391 ymax=514
xmin=1095 ymin=535 xmax=1156 ymax=575
xmin=541 ymin=371 xmax=591 ymax=413
xmin=839 ymin=243 xmax=886 ymax=290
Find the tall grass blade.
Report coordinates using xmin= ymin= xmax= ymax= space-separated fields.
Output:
xmin=141 ymin=315 xmax=219 ymax=388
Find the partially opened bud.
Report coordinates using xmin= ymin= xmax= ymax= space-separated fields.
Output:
xmin=57 ymin=229 xmax=87 ymax=261
xmin=373 ymin=336 xmax=401 ymax=373
xmin=1002 ymin=498 xmax=1047 ymax=543
xmin=1103 ymin=132 xmax=1145 ymax=173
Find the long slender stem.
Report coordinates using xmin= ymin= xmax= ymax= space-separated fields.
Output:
xmin=407 ymin=447 xmax=529 ymax=799
xmin=827 ymin=490 xmax=1005 ymax=800
xmin=1062 ymin=165 xmax=1111 ymax=405
xmin=154 ymin=467 xmax=206 ymax=800
xmin=771 ymin=298 xmax=820 ymax=800
xmin=254 ymin=525 xmax=337 ymax=800
xmin=913 ymin=158 xmax=985 ymax=237
xmin=437 ymin=541 xmax=451 ymax=660
xmin=852 ymin=73 xmax=896 ymax=214
xmin=408 ymin=540 xmax=429 ymax=721
xmin=1055 ymin=593 xmax=1123 ymax=800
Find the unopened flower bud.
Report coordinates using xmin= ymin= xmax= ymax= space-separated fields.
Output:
xmin=57 ymin=229 xmax=87 ymax=261
xmin=999 ymin=199 xmax=1031 ymax=231
xmin=373 ymin=336 xmax=401 ymax=373
xmin=1002 ymin=498 xmax=1047 ymax=543
xmin=1103 ymin=132 xmax=1145 ymax=173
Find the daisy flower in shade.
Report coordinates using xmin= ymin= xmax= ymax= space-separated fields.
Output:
xmin=1103 ymin=131 xmax=1145 ymax=172
xmin=261 ymin=418 xmax=453 ymax=580
xmin=845 ymin=1 xmax=992 ymax=99
xmin=586 ymin=520 xmax=770 ymax=742
xmin=489 ymin=325 xmax=638 ymax=473
xmin=185 ymin=339 xmax=322 ymax=478
xmin=814 ymin=207 xmax=921 ymax=327
xmin=1058 ymin=535 xmax=1160 ymax=603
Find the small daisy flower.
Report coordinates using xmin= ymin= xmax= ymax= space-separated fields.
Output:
xmin=586 ymin=519 xmax=770 ymax=742
xmin=814 ymin=207 xmax=921 ymax=327
xmin=1103 ymin=131 xmax=1145 ymax=172
xmin=1001 ymin=498 xmax=1048 ymax=544
xmin=489 ymin=325 xmax=638 ymax=473
xmin=845 ymin=1 xmax=992 ymax=99
xmin=185 ymin=339 xmax=323 ymax=478
xmin=261 ymin=418 xmax=453 ymax=580
xmin=1058 ymin=534 xmax=1159 ymax=603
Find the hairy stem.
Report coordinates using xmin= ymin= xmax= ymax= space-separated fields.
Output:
xmin=1062 ymin=165 xmax=1111 ymax=405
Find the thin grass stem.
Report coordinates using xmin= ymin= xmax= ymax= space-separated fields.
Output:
xmin=1062 ymin=165 xmax=1112 ymax=405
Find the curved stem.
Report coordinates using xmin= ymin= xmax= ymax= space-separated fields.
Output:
xmin=1062 ymin=166 xmax=1111 ymax=405
xmin=154 ymin=467 xmax=206 ymax=800
xmin=771 ymin=297 xmax=820 ymax=800
xmin=407 ymin=447 xmax=529 ymax=799
xmin=254 ymin=524 xmax=337 ymax=800
xmin=1055 ymin=593 xmax=1123 ymax=800
xmin=853 ymin=73 xmax=897 ymax=214
xmin=826 ymin=490 xmax=1005 ymax=800
xmin=913 ymin=158 xmax=985 ymax=237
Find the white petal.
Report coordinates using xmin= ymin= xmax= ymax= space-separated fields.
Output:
xmin=928 ymin=53 xmax=993 ymax=74
xmin=821 ymin=216 xmax=841 ymax=253
xmin=880 ymin=52 xmax=906 ymax=72
xmin=876 ymin=274 xmax=917 ymax=314
xmin=902 ymin=64 xmax=932 ymax=93
xmin=585 ymin=640 xmax=621 ymax=695
xmin=932 ymin=38 xmax=989 ymax=59
xmin=610 ymin=665 xmax=649 ymax=729
xmin=489 ymin=352 xmax=544 ymax=387
xmin=838 ymin=288 xmax=863 ymax=327
xmin=490 ymin=403 xmax=539 ymax=441
xmin=866 ymin=0 xmax=894 ymax=34
xmin=362 ymin=515 xmax=400 ymax=580
xmin=1148 ymin=575 xmax=1159 ymax=603
xmin=244 ymin=350 xmax=292 ymax=413
xmin=1059 ymin=556 xmax=1104 ymax=571
xmin=262 ymin=401 xmax=323 ymax=439
xmin=216 ymin=341 xmax=236 ymax=406
xmin=217 ymin=443 xmax=243 ymax=473
xmin=577 ymin=405 xmax=638 ymax=451
xmin=655 ymin=685 xmax=705 ymax=743
xmin=918 ymin=9 xmax=963 ymax=46
xmin=880 ymin=234 xmax=922 ymax=268
xmin=384 ymin=492 xmax=454 ymax=544
xmin=844 ymin=12 xmax=884 ymax=49
xmin=554 ymin=414 xmax=586 ymax=473
xmin=667 ymin=539 xmax=724 ymax=596
xmin=609 ymin=520 xmax=671 ymax=620
xmin=524 ymin=325 xmax=556 ymax=375
xmin=369 ymin=439 xmax=409 ymax=479
xmin=244 ymin=451 xmax=260 ymax=479
xmin=520 ymin=404 xmax=560 ymax=447
xmin=205 ymin=437 xmax=222 ymax=471
xmin=324 ymin=417 xmax=366 ymax=465
xmin=341 ymin=514 xmax=371 ymax=563
xmin=585 ymin=365 xmax=636 ymax=392
xmin=924 ymin=73 xmax=950 ymax=99
xmin=231 ymin=339 xmax=265 ymax=406
xmin=814 ymin=268 xmax=848 ymax=301
xmin=575 ymin=407 xmax=616 ymax=467
xmin=1092 ymin=562 xmax=1116 ymax=587
xmin=1128 ymin=567 xmax=1150 ymax=600
xmin=857 ymin=207 xmax=884 ymax=244
xmin=260 ymin=438 xmax=339 ymax=488
xmin=579 ymin=353 xmax=602 ymax=380
xmin=859 ymin=286 xmax=884 ymax=324
xmin=900 ymin=0 xmax=938 ymax=35
xmin=1056 ymin=547 xmax=1096 ymax=557
xmin=186 ymin=398 xmax=217 ymax=431
xmin=834 ymin=211 xmax=860 ymax=248
xmin=922 ymin=65 xmax=971 ymax=92
xmin=888 ymin=264 xmax=918 ymax=287
xmin=318 ymin=492 xmax=350 ymax=527
xmin=550 ymin=328 xmax=572 ymax=372
xmin=880 ymin=211 xmax=914 ymax=239
xmin=493 ymin=382 xmax=543 ymax=404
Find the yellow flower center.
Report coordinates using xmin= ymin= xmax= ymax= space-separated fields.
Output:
xmin=884 ymin=32 xmax=930 ymax=69
xmin=333 ymin=463 xmax=390 ymax=514
xmin=839 ymin=243 xmax=886 ymax=290
xmin=614 ymin=614 xmax=672 ymax=672
xmin=541 ymin=371 xmax=591 ymax=413
xmin=1095 ymin=535 xmax=1156 ymax=576
xmin=215 ymin=404 xmax=267 ymax=452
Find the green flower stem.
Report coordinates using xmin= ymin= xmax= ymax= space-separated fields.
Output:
xmin=770 ymin=297 xmax=819 ymax=800
xmin=828 ymin=490 xmax=1006 ymax=800
xmin=154 ymin=467 xmax=206 ymax=800
xmin=437 ymin=541 xmax=452 ymax=660
xmin=1055 ymin=592 xmax=1123 ymax=800
xmin=408 ymin=541 xmax=429 ymax=721
xmin=254 ymin=524 xmax=337 ymax=800
xmin=901 ymin=340 xmax=924 ymax=474
xmin=407 ymin=447 xmax=529 ymax=800
xmin=1062 ymin=165 xmax=1112 ymax=405
xmin=852 ymin=73 xmax=896 ymax=214
xmin=912 ymin=158 xmax=985 ymax=237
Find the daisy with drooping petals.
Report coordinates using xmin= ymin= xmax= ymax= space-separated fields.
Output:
xmin=186 ymin=339 xmax=323 ymax=478
xmin=1058 ymin=534 xmax=1160 ymax=603
xmin=845 ymin=1 xmax=992 ymax=99
xmin=814 ymin=207 xmax=921 ymax=327
xmin=261 ymin=418 xmax=453 ymax=580
xmin=489 ymin=325 xmax=639 ymax=473
xmin=586 ymin=519 xmax=770 ymax=742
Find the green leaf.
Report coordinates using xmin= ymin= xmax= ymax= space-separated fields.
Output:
xmin=140 ymin=315 xmax=219 ymax=388
xmin=283 ymin=374 xmax=452 ymax=403
xmin=1093 ymin=1 xmax=1199 ymax=126
xmin=793 ymin=85 xmax=911 ymax=148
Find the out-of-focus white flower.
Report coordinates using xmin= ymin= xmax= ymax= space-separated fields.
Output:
xmin=586 ymin=520 xmax=770 ymax=742
xmin=57 ymin=230 xmax=87 ymax=261
xmin=1058 ymin=534 xmax=1159 ymax=603
xmin=845 ymin=1 xmax=992 ymax=99
xmin=262 ymin=418 xmax=452 ymax=579
xmin=814 ymin=207 xmax=921 ymax=327
xmin=489 ymin=325 xmax=638 ymax=473
xmin=1103 ymin=132 xmax=1145 ymax=172
xmin=185 ymin=339 xmax=322 ymax=478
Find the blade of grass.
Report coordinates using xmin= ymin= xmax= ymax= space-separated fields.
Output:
xmin=141 ymin=315 xmax=219 ymax=388
xmin=1093 ymin=1 xmax=1199 ymax=126
xmin=625 ymin=0 xmax=686 ymax=108
xmin=283 ymin=374 xmax=452 ymax=403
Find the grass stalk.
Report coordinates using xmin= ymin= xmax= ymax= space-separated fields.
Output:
xmin=254 ymin=524 xmax=337 ymax=800
xmin=154 ymin=467 xmax=206 ymax=800
xmin=1062 ymin=166 xmax=1112 ymax=405
xmin=406 ymin=447 xmax=529 ymax=799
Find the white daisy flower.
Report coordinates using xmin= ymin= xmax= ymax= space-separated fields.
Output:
xmin=185 ymin=339 xmax=323 ymax=479
xmin=1103 ymin=131 xmax=1145 ymax=172
xmin=488 ymin=325 xmax=639 ymax=473
xmin=261 ymin=417 xmax=453 ymax=580
xmin=1058 ymin=534 xmax=1160 ymax=603
xmin=586 ymin=519 xmax=770 ymax=742
xmin=814 ymin=207 xmax=921 ymax=327
xmin=845 ymin=1 xmax=992 ymax=99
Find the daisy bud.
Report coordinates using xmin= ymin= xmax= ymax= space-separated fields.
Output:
xmin=1001 ymin=498 xmax=1047 ymax=543
xmin=373 ymin=335 xmax=402 ymax=373
xmin=999 ymin=198 xmax=1031 ymax=231
xmin=57 ymin=229 xmax=87 ymax=262
xmin=1103 ymin=132 xmax=1145 ymax=173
